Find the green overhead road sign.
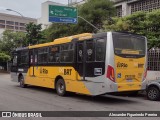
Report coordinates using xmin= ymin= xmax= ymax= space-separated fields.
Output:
xmin=49 ymin=5 xmax=77 ymax=18
xmin=49 ymin=5 xmax=78 ymax=24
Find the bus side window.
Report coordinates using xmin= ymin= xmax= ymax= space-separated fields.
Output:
xmin=96 ymin=39 xmax=105 ymax=61
xmin=34 ymin=49 xmax=38 ymax=65
xmin=30 ymin=50 xmax=33 ymax=65
xmin=49 ymin=46 xmax=60 ymax=63
xmin=86 ymin=40 xmax=94 ymax=62
xmin=20 ymin=51 xmax=29 ymax=66
xmin=38 ymin=47 xmax=48 ymax=64
xmin=60 ymin=43 xmax=73 ymax=63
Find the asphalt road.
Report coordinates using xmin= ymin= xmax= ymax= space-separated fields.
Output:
xmin=0 ymin=73 xmax=159 ymax=120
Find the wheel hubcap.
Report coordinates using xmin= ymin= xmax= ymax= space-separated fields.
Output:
xmin=148 ymin=89 xmax=157 ymax=99
xmin=58 ymin=83 xmax=64 ymax=93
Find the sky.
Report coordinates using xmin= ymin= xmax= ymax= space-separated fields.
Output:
xmin=0 ymin=0 xmax=68 ymax=18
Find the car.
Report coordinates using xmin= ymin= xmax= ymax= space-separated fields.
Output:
xmin=146 ymin=80 xmax=160 ymax=101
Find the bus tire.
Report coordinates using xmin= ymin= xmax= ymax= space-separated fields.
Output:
xmin=56 ymin=79 xmax=66 ymax=96
xmin=19 ymin=75 xmax=27 ymax=88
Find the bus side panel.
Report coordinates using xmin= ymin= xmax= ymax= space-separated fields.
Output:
xmin=25 ymin=66 xmax=91 ymax=95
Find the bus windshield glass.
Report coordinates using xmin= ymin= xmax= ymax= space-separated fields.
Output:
xmin=113 ymin=33 xmax=146 ymax=57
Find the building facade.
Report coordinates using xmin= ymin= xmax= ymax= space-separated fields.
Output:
xmin=0 ymin=13 xmax=37 ymax=35
xmin=114 ymin=0 xmax=160 ymax=17
xmin=68 ymin=0 xmax=160 ymax=17
xmin=68 ymin=0 xmax=86 ymax=6
xmin=38 ymin=1 xmax=65 ymax=30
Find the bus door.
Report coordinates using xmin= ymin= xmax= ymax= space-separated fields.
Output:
xmin=29 ymin=49 xmax=38 ymax=77
xmin=77 ymin=41 xmax=87 ymax=81
xmin=29 ymin=49 xmax=34 ymax=76
xmin=77 ymin=39 xmax=95 ymax=80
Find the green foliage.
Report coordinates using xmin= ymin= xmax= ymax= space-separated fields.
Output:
xmin=103 ymin=10 xmax=160 ymax=49
xmin=0 ymin=23 xmax=44 ymax=58
xmin=0 ymin=53 xmax=11 ymax=62
xmin=0 ymin=30 xmax=26 ymax=55
xmin=26 ymin=22 xmax=44 ymax=45
xmin=78 ymin=0 xmax=115 ymax=32
xmin=45 ymin=0 xmax=115 ymax=41
xmin=44 ymin=24 xmax=76 ymax=42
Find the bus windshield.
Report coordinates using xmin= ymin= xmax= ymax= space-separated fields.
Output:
xmin=113 ymin=33 xmax=146 ymax=57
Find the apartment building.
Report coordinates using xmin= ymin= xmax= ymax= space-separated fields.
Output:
xmin=114 ymin=0 xmax=160 ymax=17
xmin=38 ymin=1 xmax=65 ymax=30
xmin=0 ymin=13 xmax=37 ymax=35
xmin=68 ymin=0 xmax=160 ymax=17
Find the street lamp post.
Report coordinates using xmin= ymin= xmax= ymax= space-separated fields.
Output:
xmin=78 ymin=16 xmax=100 ymax=31
xmin=6 ymin=8 xmax=24 ymax=47
xmin=6 ymin=9 xmax=24 ymax=17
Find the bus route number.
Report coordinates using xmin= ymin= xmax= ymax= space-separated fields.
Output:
xmin=64 ymin=69 xmax=72 ymax=75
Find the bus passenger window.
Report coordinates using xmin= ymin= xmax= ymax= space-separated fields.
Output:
xmin=30 ymin=55 xmax=33 ymax=64
xmin=49 ymin=46 xmax=60 ymax=63
xmin=96 ymin=39 xmax=105 ymax=61
xmin=20 ymin=51 xmax=28 ymax=65
xmin=30 ymin=50 xmax=33 ymax=65
xmin=60 ymin=43 xmax=73 ymax=62
xmin=86 ymin=40 xmax=94 ymax=61
xmin=34 ymin=49 xmax=38 ymax=65
xmin=38 ymin=48 xmax=48 ymax=63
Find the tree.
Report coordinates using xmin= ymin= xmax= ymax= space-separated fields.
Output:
xmin=0 ymin=30 xmax=26 ymax=56
xmin=103 ymin=10 xmax=160 ymax=49
xmin=78 ymin=0 xmax=115 ymax=32
xmin=0 ymin=53 xmax=11 ymax=62
xmin=26 ymin=22 xmax=44 ymax=45
xmin=0 ymin=52 xmax=11 ymax=71
xmin=0 ymin=30 xmax=26 ymax=71
xmin=44 ymin=0 xmax=115 ymax=41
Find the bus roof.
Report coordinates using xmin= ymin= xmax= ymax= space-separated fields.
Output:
xmin=29 ymin=33 xmax=92 ymax=49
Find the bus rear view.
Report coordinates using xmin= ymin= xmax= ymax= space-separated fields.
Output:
xmin=107 ymin=32 xmax=147 ymax=93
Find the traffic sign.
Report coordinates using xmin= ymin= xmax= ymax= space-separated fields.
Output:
xmin=49 ymin=17 xmax=77 ymax=24
xmin=49 ymin=5 xmax=78 ymax=24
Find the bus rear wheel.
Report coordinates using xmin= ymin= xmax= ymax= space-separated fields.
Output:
xmin=56 ymin=79 xmax=66 ymax=96
xmin=19 ymin=75 xmax=27 ymax=88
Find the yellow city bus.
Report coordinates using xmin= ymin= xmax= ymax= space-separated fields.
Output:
xmin=10 ymin=32 xmax=147 ymax=96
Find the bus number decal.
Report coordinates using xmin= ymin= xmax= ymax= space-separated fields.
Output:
xmin=64 ymin=69 xmax=72 ymax=75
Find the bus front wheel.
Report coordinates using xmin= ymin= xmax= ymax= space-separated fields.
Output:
xmin=19 ymin=75 xmax=27 ymax=88
xmin=56 ymin=79 xmax=66 ymax=96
